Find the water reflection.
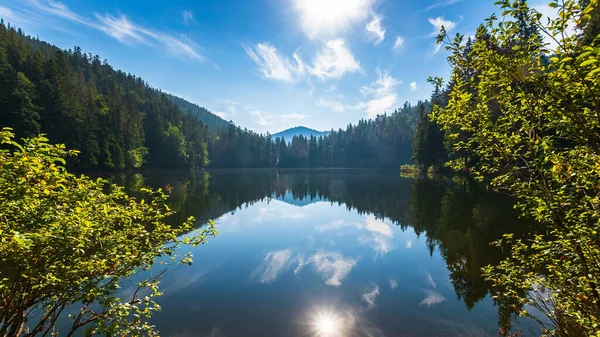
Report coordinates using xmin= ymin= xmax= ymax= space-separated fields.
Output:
xmin=105 ymin=169 xmax=534 ymax=336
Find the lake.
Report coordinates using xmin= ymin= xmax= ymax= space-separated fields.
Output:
xmin=109 ymin=169 xmax=535 ymax=337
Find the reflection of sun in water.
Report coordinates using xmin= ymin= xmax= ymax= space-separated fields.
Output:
xmin=311 ymin=309 xmax=343 ymax=336
xmin=317 ymin=316 xmax=334 ymax=333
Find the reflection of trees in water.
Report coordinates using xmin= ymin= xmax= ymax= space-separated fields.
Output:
xmin=111 ymin=169 xmax=533 ymax=323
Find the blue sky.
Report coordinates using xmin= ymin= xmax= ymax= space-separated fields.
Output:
xmin=0 ymin=0 xmax=517 ymax=134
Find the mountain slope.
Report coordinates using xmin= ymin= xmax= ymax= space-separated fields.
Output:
xmin=167 ymin=94 xmax=230 ymax=131
xmin=272 ymin=126 xmax=329 ymax=141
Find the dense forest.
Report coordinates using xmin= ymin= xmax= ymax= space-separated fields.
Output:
xmin=0 ymin=21 xmax=422 ymax=171
xmin=0 ymin=21 xmax=211 ymax=171
xmin=411 ymin=0 xmax=600 ymax=335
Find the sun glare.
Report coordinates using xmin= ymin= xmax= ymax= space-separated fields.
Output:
xmin=294 ymin=0 xmax=372 ymax=38
xmin=311 ymin=309 xmax=344 ymax=336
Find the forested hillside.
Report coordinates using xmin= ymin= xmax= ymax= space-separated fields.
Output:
xmin=167 ymin=94 xmax=230 ymax=131
xmin=0 ymin=22 xmax=422 ymax=171
xmin=0 ymin=22 xmax=209 ymax=171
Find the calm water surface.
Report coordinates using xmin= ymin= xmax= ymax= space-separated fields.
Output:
xmin=111 ymin=169 xmax=534 ymax=337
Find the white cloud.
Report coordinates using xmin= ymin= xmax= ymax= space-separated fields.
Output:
xmin=393 ymin=36 xmax=405 ymax=50
xmin=365 ymin=13 xmax=385 ymax=45
xmin=294 ymin=0 xmax=373 ymax=39
xmin=213 ymin=111 xmax=228 ymax=119
xmin=428 ymin=17 xmax=455 ymax=55
xmin=310 ymin=39 xmax=361 ymax=80
xmin=245 ymin=39 xmax=359 ymax=83
xmin=389 ymin=278 xmax=398 ymax=290
xmin=410 ymin=82 xmax=417 ymax=91
xmin=21 ymin=0 xmax=203 ymax=61
xmin=251 ymin=249 xmax=294 ymax=283
xmin=426 ymin=0 xmax=464 ymax=11
xmin=428 ymin=16 xmax=456 ymax=36
xmin=297 ymin=252 xmax=357 ymax=287
xmin=281 ymin=113 xmax=306 ymax=121
xmin=420 ymin=290 xmax=446 ymax=307
xmin=360 ymin=69 xmax=400 ymax=118
xmin=182 ymin=9 xmax=194 ymax=25
xmin=315 ymin=98 xmax=365 ymax=113
xmin=244 ymin=43 xmax=305 ymax=82
xmin=405 ymin=240 xmax=413 ymax=248
xmin=361 ymin=285 xmax=380 ymax=308
xmin=95 ymin=13 xmax=145 ymax=44
xmin=252 ymin=110 xmax=274 ymax=126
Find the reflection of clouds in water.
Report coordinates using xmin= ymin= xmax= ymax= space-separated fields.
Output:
xmin=318 ymin=216 xmax=395 ymax=257
xmin=361 ymin=285 xmax=380 ymax=309
xmin=405 ymin=240 xmax=413 ymax=248
xmin=389 ymin=278 xmax=398 ymax=290
xmin=256 ymin=207 xmax=307 ymax=222
xmin=426 ymin=273 xmax=437 ymax=288
xmin=251 ymin=248 xmax=295 ymax=283
xmin=420 ymin=289 xmax=446 ymax=307
xmin=296 ymin=252 xmax=357 ymax=287
xmin=253 ymin=249 xmax=356 ymax=286
xmin=316 ymin=219 xmax=360 ymax=232
xmin=364 ymin=215 xmax=393 ymax=237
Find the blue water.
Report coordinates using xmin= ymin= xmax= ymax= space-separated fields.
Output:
xmin=113 ymin=169 xmax=532 ymax=337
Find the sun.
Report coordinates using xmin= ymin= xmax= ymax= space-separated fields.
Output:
xmin=294 ymin=0 xmax=373 ymax=38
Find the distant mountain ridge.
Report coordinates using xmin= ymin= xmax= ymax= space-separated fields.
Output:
xmin=272 ymin=126 xmax=329 ymax=141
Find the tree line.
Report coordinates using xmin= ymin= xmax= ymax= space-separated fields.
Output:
xmin=209 ymin=102 xmax=421 ymax=168
xmin=0 ymin=21 xmax=422 ymax=171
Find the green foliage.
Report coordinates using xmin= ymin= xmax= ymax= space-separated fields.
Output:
xmin=431 ymin=0 xmax=600 ymax=334
xmin=0 ymin=24 xmax=209 ymax=171
xmin=0 ymin=128 xmax=217 ymax=336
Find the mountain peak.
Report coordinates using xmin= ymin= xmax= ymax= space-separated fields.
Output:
xmin=272 ymin=126 xmax=328 ymax=141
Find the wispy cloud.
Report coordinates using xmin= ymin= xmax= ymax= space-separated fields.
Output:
xmin=425 ymin=0 xmax=464 ymax=11
xmin=420 ymin=289 xmax=446 ymax=307
xmin=365 ymin=13 xmax=385 ymax=45
xmin=315 ymin=98 xmax=365 ymax=113
xmin=182 ymin=9 xmax=194 ymax=25
xmin=429 ymin=16 xmax=456 ymax=55
xmin=362 ymin=285 xmax=380 ymax=308
xmin=246 ymin=39 xmax=360 ymax=82
xmin=309 ymin=39 xmax=361 ymax=80
xmin=213 ymin=111 xmax=228 ymax=119
xmin=244 ymin=43 xmax=304 ymax=82
xmin=360 ymin=69 xmax=400 ymax=118
xmin=410 ymin=82 xmax=417 ymax=91
xmin=294 ymin=0 xmax=373 ymax=39
xmin=281 ymin=113 xmax=307 ymax=122
xmin=252 ymin=110 xmax=274 ymax=126
xmin=428 ymin=16 xmax=456 ymax=37
xmin=393 ymin=36 xmax=405 ymax=50
xmin=19 ymin=0 xmax=203 ymax=61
